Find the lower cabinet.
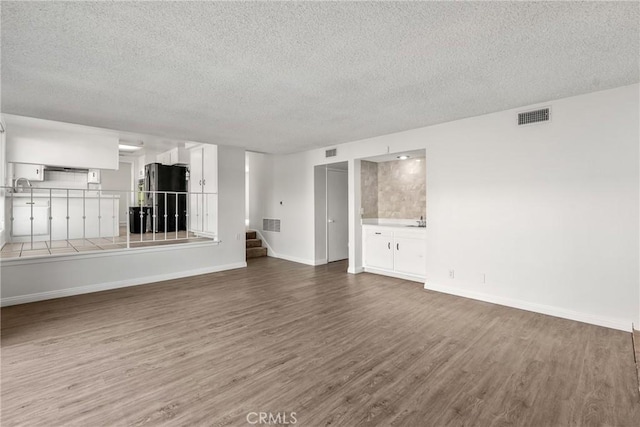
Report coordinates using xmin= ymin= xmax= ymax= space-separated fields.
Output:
xmin=393 ymin=236 xmax=426 ymax=277
xmin=364 ymin=230 xmax=394 ymax=270
xmin=11 ymin=199 xmax=50 ymax=236
xmin=363 ymin=227 xmax=426 ymax=280
xmin=50 ymin=197 xmax=120 ymax=240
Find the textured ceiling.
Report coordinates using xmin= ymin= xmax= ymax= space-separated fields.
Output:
xmin=1 ymin=2 xmax=638 ymax=154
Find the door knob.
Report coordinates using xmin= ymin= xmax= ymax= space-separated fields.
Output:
xmin=328 ymin=219 xmax=335 ymax=223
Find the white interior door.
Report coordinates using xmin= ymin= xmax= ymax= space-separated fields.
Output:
xmin=327 ymin=169 xmax=348 ymax=262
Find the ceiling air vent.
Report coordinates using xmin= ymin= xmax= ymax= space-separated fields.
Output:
xmin=518 ymin=107 xmax=550 ymax=126
xmin=325 ymin=148 xmax=337 ymax=158
xmin=263 ymin=218 xmax=281 ymax=233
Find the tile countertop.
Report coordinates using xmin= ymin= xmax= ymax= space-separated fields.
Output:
xmin=362 ymin=218 xmax=426 ymax=226
xmin=362 ymin=224 xmax=426 ymax=230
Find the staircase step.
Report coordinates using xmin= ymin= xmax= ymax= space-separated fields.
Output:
xmin=246 ymin=238 xmax=262 ymax=248
xmin=246 ymin=247 xmax=267 ymax=259
xmin=246 ymin=230 xmax=257 ymax=240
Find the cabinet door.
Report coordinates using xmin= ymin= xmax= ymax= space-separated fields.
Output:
xmin=188 ymin=148 xmax=203 ymax=232
xmin=202 ymin=145 xmax=217 ymax=236
xmin=12 ymin=200 xmax=49 ymax=236
xmin=13 ymin=163 xmax=45 ymax=181
xmin=202 ymin=144 xmax=218 ymax=194
xmin=364 ymin=231 xmax=393 ymax=270
xmin=203 ymin=193 xmax=217 ymax=236
xmin=82 ymin=199 xmax=100 ymax=239
xmin=67 ymin=198 xmax=85 ymax=240
xmin=88 ymin=169 xmax=101 ymax=184
xmin=51 ymin=197 xmax=70 ymax=240
xmin=393 ymin=236 xmax=426 ymax=277
xmin=98 ymin=198 xmax=119 ymax=238
xmin=157 ymin=152 xmax=168 ymax=165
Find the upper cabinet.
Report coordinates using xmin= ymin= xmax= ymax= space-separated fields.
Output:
xmin=3 ymin=115 xmax=119 ymax=170
xmin=188 ymin=144 xmax=218 ymax=235
xmin=12 ymin=163 xmax=45 ymax=182
xmin=157 ymin=147 xmax=189 ymax=166
xmin=189 ymin=144 xmax=218 ymax=194
xmin=87 ymin=169 xmax=101 ymax=184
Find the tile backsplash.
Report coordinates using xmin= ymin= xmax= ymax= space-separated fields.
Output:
xmin=361 ymin=161 xmax=378 ymax=219
xmin=31 ymin=170 xmax=90 ymax=190
xmin=361 ymin=158 xmax=426 ymax=220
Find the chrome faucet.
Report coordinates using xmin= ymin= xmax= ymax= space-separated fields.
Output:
xmin=416 ymin=215 xmax=426 ymax=227
xmin=14 ymin=177 xmax=32 ymax=193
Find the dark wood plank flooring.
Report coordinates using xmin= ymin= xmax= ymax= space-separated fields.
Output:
xmin=2 ymin=257 xmax=639 ymax=426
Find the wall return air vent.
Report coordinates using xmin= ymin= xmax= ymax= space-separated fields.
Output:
xmin=325 ymin=148 xmax=337 ymax=158
xmin=263 ymin=218 xmax=281 ymax=233
xmin=518 ymin=107 xmax=550 ymax=126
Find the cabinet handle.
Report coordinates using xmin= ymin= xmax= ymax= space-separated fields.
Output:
xmin=203 ymin=179 xmax=206 ymax=186
xmin=387 ymin=242 xmax=390 ymax=250
xmin=375 ymin=232 xmax=381 ymax=235
xmin=396 ymin=243 xmax=399 ymax=250
xmin=199 ymin=180 xmax=202 ymax=186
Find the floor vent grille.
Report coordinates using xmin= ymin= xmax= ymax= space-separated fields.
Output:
xmin=262 ymin=218 xmax=281 ymax=232
xmin=518 ymin=107 xmax=550 ymax=126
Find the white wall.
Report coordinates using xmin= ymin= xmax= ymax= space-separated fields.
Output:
xmin=0 ymin=127 xmax=6 ymax=248
xmin=0 ymin=145 xmax=247 ymax=305
xmin=246 ymin=151 xmax=320 ymax=265
xmin=249 ymin=84 xmax=639 ymax=331
xmin=217 ymin=145 xmax=247 ymax=258
xmin=246 ymin=151 xmax=274 ymax=233
xmin=101 ymin=162 xmax=133 ymax=223
xmin=314 ymin=165 xmax=327 ymax=264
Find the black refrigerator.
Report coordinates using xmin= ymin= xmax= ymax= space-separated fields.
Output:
xmin=144 ymin=163 xmax=188 ymax=232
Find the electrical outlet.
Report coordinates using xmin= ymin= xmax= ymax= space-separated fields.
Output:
xmin=449 ymin=269 xmax=455 ymax=279
xmin=236 ymin=233 xmax=242 ymax=240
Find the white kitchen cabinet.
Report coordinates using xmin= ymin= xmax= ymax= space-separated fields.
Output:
xmin=12 ymin=163 xmax=45 ymax=182
xmin=156 ymin=151 xmax=170 ymax=165
xmin=88 ymin=169 xmax=101 ymax=184
xmin=8 ymin=195 xmax=121 ymax=242
xmin=189 ymin=144 xmax=218 ymax=236
xmin=135 ymin=155 xmax=146 ymax=180
xmin=12 ymin=199 xmax=49 ymax=236
xmin=393 ymin=235 xmax=426 ymax=277
xmin=5 ymin=115 xmax=118 ymax=170
xmin=158 ymin=147 xmax=189 ymax=166
xmin=362 ymin=225 xmax=426 ymax=281
xmin=364 ymin=230 xmax=394 ymax=270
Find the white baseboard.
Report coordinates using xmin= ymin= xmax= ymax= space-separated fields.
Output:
xmin=1 ymin=261 xmax=247 ymax=307
xmin=423 ymin=281 xmax=632 ymax=332
xmin=348 ymin=265 xmax=364 ymax=274
xmin=363 ymin=266 xmax=424 ymax=283
xmin=273 ymin=253 xmax=318 ymax=266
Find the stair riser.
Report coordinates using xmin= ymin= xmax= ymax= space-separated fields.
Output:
xmin=246 ymin=231 xmax=257 ymax=240
xmin=246 ymin=239 xmax=262 ymax=248
xmin=246 ymin=247 xmax=268 ymax=258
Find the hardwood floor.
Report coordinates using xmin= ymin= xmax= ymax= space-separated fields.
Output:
xmin=2 ymin=257 xmax=639 ymax=426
